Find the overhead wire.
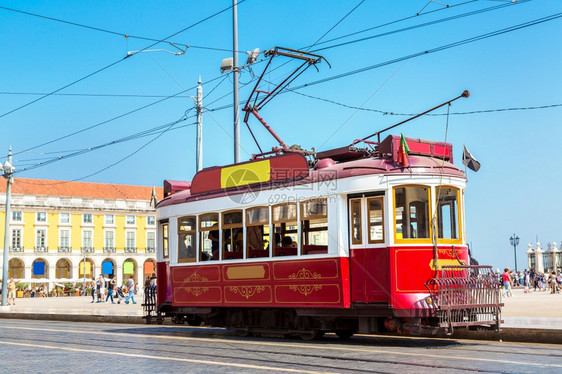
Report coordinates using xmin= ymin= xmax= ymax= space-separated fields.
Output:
xmin=288 ymin=12 xmax=562 ymax=90
xmin=0 ymin=5 xmax=247 ymax=54
xmin=0 ymin=0 xmax=247 ymax=121
xmin=309 ymin=1 xmax=520 ymax=53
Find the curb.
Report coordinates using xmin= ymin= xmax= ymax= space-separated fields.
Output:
xmin=0 ymin=313 xmax=145 ymax=324
xmin=451 ymin=327 xmax=562 ymax=345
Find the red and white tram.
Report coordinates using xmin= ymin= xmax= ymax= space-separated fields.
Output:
xmin=144 ymin=48 xmax=502 ymax=338
xmin=146 ymin=134 xmax=502 ymax=338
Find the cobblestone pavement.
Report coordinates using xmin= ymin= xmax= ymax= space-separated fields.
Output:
xmin=0 ymin=319 xmax=560 ymax=374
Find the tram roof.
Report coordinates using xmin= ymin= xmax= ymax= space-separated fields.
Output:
xmin=157 ymin=152 xmax=465 ymax=208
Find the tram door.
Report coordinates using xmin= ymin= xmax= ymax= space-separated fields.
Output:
xmin=348 ymin=195 xmax=390 ymax=303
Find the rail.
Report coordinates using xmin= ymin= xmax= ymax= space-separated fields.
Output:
xmin=425 ymin=265 xmax=503 ymax=334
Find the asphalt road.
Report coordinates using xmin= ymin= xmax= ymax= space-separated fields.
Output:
xmin=0 ymin=319 xmax=560 ymax=374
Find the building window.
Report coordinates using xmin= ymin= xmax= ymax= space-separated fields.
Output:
xmin=11 ymin=228 xmax=22 ymax=251
xmin=82 ymin=230 xmax=93 ymax=251
xmin=35 ymin=229 xmax=47 ymax=251
xmin=12 ymin=211 xmax=22 ymax=222
xmin=59 ymin=229 xmax=70 ymax=252
xmin=36 ymin=211 xmax=47 ymax=223
xmin=178 ymin=217 xmax=196 ymax=262
xmin=126 ymin=215 xmax=136 ymax=225
xmin=104 ymin=230 xmax=115 ymax=252
xmin=105 ymin=214 xmax=114 ymax=225
xmin=146 ymin=231 xmax=156 ymax=253
xmin=126 ymin=231 xmax=136 ymax=252
xmin=147 ymin=216 xmax=155 ymax=226
xmin=83 ymin=213 xmax=93 ymax=224
xmin=60 ymin=213 xmax=70 ymax=224
xmin=394 ymin=186 xmax=430 ymax=241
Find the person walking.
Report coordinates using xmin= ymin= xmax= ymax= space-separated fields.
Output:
xmin=90 ymin=277 xmax=96 ymax=303
xmin=502 ymin=268 xmax=511 ymax=297
xmin=95 ymin=274 xmax=104 ymax=303
xmin=105 ymin=275 xmax=116 ymax=304
xmin=124 ymin=275 xmax=136 ymax=304
xmin=7 ymin=278 xmax=17 ymax=306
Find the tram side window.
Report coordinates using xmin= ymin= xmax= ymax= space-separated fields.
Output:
xmin=246 ymin=207 xmax=269 ymax=258
xmin=394 ymin=186 xmax=430 ymax=240
xmin=350 ymin=199 xmax=362 ymax=245
xmin=272 ymin=203 xmax=298 ymax=256
xmin=301 ymin=199 xmax=328 ymax=255
xmin=199 ymin=213 xmax=219 ymax=261
xmin=161 ymin=221 xmax=169 ymax=259
xmin=436 ymin=187 xmax=459 ymax=240
xmin=368 ymin=197 xmax=384 ymax=243
xmin=223 ymin=210 xmax=243 ymax=260
xmin=178 ymin=216 xmax=196 ymax=263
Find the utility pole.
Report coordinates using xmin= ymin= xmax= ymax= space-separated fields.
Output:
xmin=232 ymin=0 xmax=240 ymax=163
xmin=1 ymin=148 xmax=14 ymax=307
xmin=196 ymin=76 xmax=203 ymax=172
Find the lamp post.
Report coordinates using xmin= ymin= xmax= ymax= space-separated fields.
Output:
xmin=1 ymin=149 xmax=15 ymax=306
xmin=82 ymin=249 xmax=87 ymax=296
xmin=509 ymin=234 xmax=520 ymax=273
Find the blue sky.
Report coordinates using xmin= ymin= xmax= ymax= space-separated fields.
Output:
xmin=1 ymin=0 xmax=561 ymax=270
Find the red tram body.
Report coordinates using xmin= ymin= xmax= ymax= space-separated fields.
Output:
xmin=146 ymin=135 xmax=502 ymax=338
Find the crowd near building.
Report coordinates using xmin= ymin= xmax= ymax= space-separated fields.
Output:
xmin=0 ymin=178 xmax=162 ymax=291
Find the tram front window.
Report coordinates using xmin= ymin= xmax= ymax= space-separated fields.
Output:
xmin=394 ymin=186 xmax=430 ymax=240
xmin=436 ymin=187 xmax=459 ymax=240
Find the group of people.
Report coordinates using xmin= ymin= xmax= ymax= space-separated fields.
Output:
xmin=89 ymin=274 xmax=137 ymax=304
xmin=500 ymin=268 xmax=561 ymax=296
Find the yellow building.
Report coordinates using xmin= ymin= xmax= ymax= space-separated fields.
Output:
xmin=0 ymin=178 xmax=162 ymax=288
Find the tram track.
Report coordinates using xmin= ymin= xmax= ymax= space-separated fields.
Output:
xmin=1 ymin=321 xmax=559 ymax=373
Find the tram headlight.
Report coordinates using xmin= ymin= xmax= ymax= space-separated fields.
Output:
xmin=427 ymin=297 xmax=433 ymax=304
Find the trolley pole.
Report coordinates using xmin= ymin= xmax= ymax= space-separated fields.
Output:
xmin=232 ymin=0 xmax=240 ymax=163
xmin=196 ymin=76 xmax=203 ymax=172
xmin=1 ymin=149 xmax=14 ymax=307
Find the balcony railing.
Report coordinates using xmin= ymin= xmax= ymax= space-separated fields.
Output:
xmin=103 ymin=247 xmax=116 ymax=253
xmin=9 ymin=246 xmax=23 ymax=252
xmin=81 ymin=247 xmax=94 ymax=253
xmin=125 ymin=247 xmax=137 ymax=253
xmin=146 ymin=247 xmax=156 ymax=253
xmin=58 ymin=246 xmax=71 ymax=253
xmin=34 ymin=246 xmax=48 ymax=252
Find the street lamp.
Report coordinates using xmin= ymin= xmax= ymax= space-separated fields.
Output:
xmin=509 ymin=234 xmax=520 ymax=273
xmin=1 ymin=148 xmax=15 ymax=307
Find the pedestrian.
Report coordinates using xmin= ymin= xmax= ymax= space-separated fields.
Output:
xmin=95 ymin=275 xmax=103 ymax=303
xmin=550 ymin=272 xmax=558 ymax=294
xmin=502 ymin=268 xmax=511 ymax=297
xmin=105 ymin=275 xmax=116 ymax=304
xmin=89 ymin=277 xmax=96 ymax=303
xmin=7 ymin=278 xmax=17 ymax=306
xmin=124 ymin=275 xmax=136 ymax=304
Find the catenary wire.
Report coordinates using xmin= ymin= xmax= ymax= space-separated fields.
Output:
xmin=309 ymin=1 xmax=520 ymax=53
xmin=0 ymin=5 xmax=247 ymax=54
xmin=0 ymin=0 xmax=247 ymax=121
xmin=300 ymin=0 xmax=480 ymax=50
xmin=289 ymin=12 xmax=562 ymax=90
